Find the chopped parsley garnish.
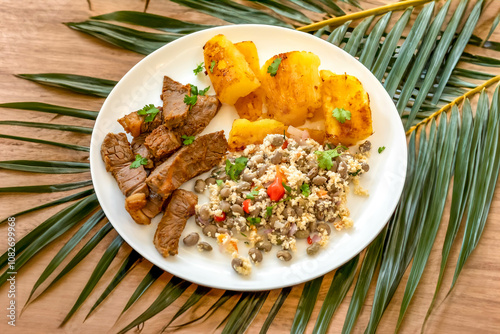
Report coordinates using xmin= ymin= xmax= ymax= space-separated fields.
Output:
xmin=183 ymin=94 xmax=197 ymax=110
xmin=378 ymin=146 xmax=386 ymax=154
xmin=181 ymin=135 xmax=195 ymax=145
xmin=210 ymin=60 xmax=216 ymax=73
xmin=130 ymin=154 xmax=148 ymax=169
xmin=332 ymin=108 xmax=351 ymax=124
xmin=267 ymin=57 xmax=282 ymax=77
xmin=246 ymin=188 xmax=260 ymax=199
xmin=266 ymin=205 xmax=274 ymax=217
xmin=247 ymin=217 xmax=261 ymax=226
xmin=198 ymin=86 xmax=210 ymax=96
xmin=300 ymin=183 xmax=310 ymax=197
xmin=216 ymin=179 xmax=224 ymax=186
xmin=185 ymin=85 xmax=211 ymax=109
xmin=137 ymin=104 xmax=160 ymax=123
xmin=282 ymin=182 xmax=292 ymax=193
xmin=193 ymin=62 xmax=204 ymax=75
xmin=225 ymin=157 xmax=248 ymax=181
xmin=315 ymin=145 xmax=345 ymax=170
xmin=241 ymin=232 xmax=247 ymax=237
xmin=349 ymin=169 xmax=361 ymax=177
xmin=283 ymin=130 xmax=286 ymax=140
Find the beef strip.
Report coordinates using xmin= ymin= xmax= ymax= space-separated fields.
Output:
xmin=101 ymin=133 xmax=134 ymax=172
xmin=154 ymin=189 xmax=198 ymax=257
xmin=162 ymin=76 xmax=190 ymax=128
xmin=101 ymin=132 xmax=154 ymax=225
xmin=118 ymin=108 xmax=162 ymax=137
xmin=131 ymin=134 xmax=154 ymax=169
xmin=175 ymin=94 xmax=221 ymax=137
xmin=144 ymin=125 xmax=182 ymax=160
xmin=146 ymin=131 xmax=228 ymax=198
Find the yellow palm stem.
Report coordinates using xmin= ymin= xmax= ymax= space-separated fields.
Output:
xmin=297 ymin=0 xmax=434 ymax=32
xmin=406 ymin=75 xmax=500 ymax=135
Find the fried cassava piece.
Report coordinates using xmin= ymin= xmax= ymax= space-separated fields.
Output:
xmin=203 ymin=34 xmax=260 ymax=105
xmin=228 ymin=118 xmax=287 ymax=151
xmin=321 ymin=70 xmax=373 ymax=146
xmin=260 ymin=51 xmax=322 ymax=127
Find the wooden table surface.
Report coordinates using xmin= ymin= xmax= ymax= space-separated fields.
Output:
xmin=0 ymin=0 xmax=499 ymax=333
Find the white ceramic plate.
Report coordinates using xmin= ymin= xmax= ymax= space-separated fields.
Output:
xmin=90 ymin=24 xmax=407 ymax=291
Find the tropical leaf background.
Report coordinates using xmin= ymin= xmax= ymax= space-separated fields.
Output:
xmin=0 ymin=0 xmax=500 ymax=333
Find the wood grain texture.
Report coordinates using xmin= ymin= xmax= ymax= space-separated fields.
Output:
xmin=0 ymin=0 xmax=499 ymax=333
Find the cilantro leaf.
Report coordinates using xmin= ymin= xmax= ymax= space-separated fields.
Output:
xmin=181 ymin=135 xmax=195 ymax=145
xmin=282 ymin=182 xmax=292 ymax=193
xmin=137 ymin=104 xmax=160 ymax=123
xmin=300 ymin=183 xmax=310 ymax=197
xmin=315 ymin=146 xmax=344 ymax=170
xmin=193 ymin=62 xmax=204 ymax=75
xmin=246 ymin=217 xmax=261 ymax=226
xmin=216 ymin=179 xmax=223 ymax=186
xmin=190 ymin=84 xmax=198 ymax=96
xmin=210 ymin=60 xmax=216 ymax=73
xmin=130 ymin=154 xmax=148 ymax=169
xmin=378 ymin=146 xmax=386 ymax=154
xmin=184 ymin=94 xmax=197 ymax=109
xmin=241 ymin=232 xmax=247 ymax=237
xmin=349 ymin=169 xmax=361 ymax=177
xmin=267 ymin=57 xmax=282 ymax=77
xmin=225 ymin=157 xmax=249 ymax=181
xmin=332 ymin=108 xmax=352 ymax=124
xmin=199 ymin=86 xmax=210 ymax=96
xmin=246 ymin=188 xmax=260 ymax=199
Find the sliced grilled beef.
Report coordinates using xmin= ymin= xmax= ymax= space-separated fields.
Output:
xmin=118 ymin=108 xmax=162 ymax=137
xmin=144 ymin=125 xmax=182 ymax=160
xmin=162 ymin=76 xmax=190 ymax=128
xmin=101 ymin=133 xmax=135 ymax=172
xmin=131 ymin=133 xmax=154 ymax=169
xmin=147 ymin=131 xmax=228 ymax=198
xmin=112 ymin=163 xmax=148 ymax=197
xmin=175 ymin=94 xmax=221 ymax=137
xmin=154 ymin=189 xmax=198 ymax=257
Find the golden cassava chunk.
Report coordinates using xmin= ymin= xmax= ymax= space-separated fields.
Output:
xmin=204 ymin=35 xmax=261 ymax=105
xmin=234 ymin=41 xmax=264 ymax=121
xmin=321 ymin=70 xmax=373 ymax=146
xmin=228 ymin=119 xmax=287 ymax=151
xmin=260 ymin=51 xmax=322 ymax=127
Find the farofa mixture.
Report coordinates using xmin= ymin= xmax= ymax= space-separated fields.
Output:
xmin=189 ymin=133 xmax=371 ymax=275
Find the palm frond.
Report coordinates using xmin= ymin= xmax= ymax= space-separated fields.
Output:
xmin=0 ymin=121 xmax=92 ymax=134
xmin=288 ymin=0 xmax=345 ymax=16
xmin=0 ymin=133 xmax=89 ymax=152
xmin=116 ymin=276 xmax=191 ymax=334
xmin=220 ymin=291 xmax=270 ymax=334
xmin=61 ymin=235 xmax=125 ymax=326
xmin=259 ymin=287 xmax=292 ymax=334
xmin=16 ymin=74 xmax=116 ymax=97
xmin=0 ymin=189 xmax=94 ymax=224
xmin=343 ymin=15 xmax=374 ymax=56
xmin=0 ymin=102 xmax=98 ymax=120
xmin=297 ymin=0 xmax=433 ymax=32
xmin=24 ymin=210 xmax=106 ymax=307
xmin=120 ymin=265 xmax=164 ymax=315
xmin=341 ymin=228 xmax=386 ymax=334
xmin=313 ymin=255 xmax=359 ymax=334
xmin=160 ymin=284 xmax=212 ymax=331
xmin=0 ymin=160 xmax=90 ymax=174
xmin=0 ymin=180 xmax=92 ymax=194
xmin=396 ymin=107 xmax=459 ymax=331
xmin=451 ymin=86 xmax=500 ymax=291
xmin=66 ymin=21 xmax=181 ymax=55
xmin=85 ymin=250 xmax=143 ymax=319
xmin=32 ymin=222 xmax=114 ymax=304
xmin=249 ymin=0 xmax=312 ymax=25
xmin=0 ymin=194 xmax=99 ymax=283
xmin=169 ymin=0 xmax=291 ymax=27
xmin=90 ymin=11 xmax=217 ymax=33
xmin=290 ymin=276 xmax=323 ymax=333
xmin=358 ymin=12 xmax=391 ymax=69
xmin=481 ymin=12 xmax=500 ymax=46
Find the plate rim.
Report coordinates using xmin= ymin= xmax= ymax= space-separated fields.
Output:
xmin=90 ymin=24 xmax=407 ymax=291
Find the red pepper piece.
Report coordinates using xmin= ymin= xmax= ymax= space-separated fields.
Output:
xmin=214 ymin=212 xmax=226 ymax=222
xmin=243 ymin=199 xmax=251 ymax=214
